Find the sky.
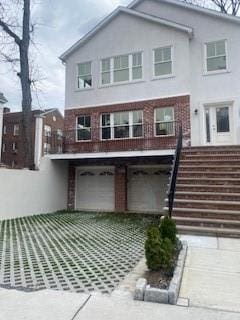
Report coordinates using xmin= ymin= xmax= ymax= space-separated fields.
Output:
xmin=0 ymin=0 xmax=131 ymax=113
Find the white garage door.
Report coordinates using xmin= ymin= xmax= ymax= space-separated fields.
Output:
xmin=76 ymin=167 xmax=115 ymax=211
xmin=128 ymin=167 xmax=170 ymax=212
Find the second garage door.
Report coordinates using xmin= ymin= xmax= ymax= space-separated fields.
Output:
xmin=76 ymin=167 xmax=115 ymax=211
xmin=128 ymin=166 xmax=170 ymax=213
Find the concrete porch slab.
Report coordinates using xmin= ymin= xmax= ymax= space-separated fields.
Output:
xmin=179 ymin=235 xmax=218 ymax=249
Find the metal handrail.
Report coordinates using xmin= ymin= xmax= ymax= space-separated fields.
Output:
xmin=167 ymin=125 xmax=183 ymax=218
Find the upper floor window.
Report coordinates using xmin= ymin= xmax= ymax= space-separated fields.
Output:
xmin=101 ymin=52 xmax=142 ymax=85
xmin=44 ymin=125 xmax=51 ymax=137
xmin=101 ymin=110 xmax=143 ymax=140
xmin=155 ymin=107 xmax=174 ymax=136
xmin=76 ymin=115 xmax=91 ymax=141
xmin=57 ymin=129 xmax=63 ymax=140
xmin=77 ymin=62 xmax=92 ymax=89
xmin=3 ymin=125 xmax=6 ymax=135
xmin=153 ymin=46 xmax=172 ymax=77
xmin=205 ymin=40 xmax=227 ymax=72
xmin=13 ymin=124 xmax=19 ymax=136
xmin=2 ymin=143 xmax=6 ymax=152
xmin=12 ymin=142 xmax=18 ymax=152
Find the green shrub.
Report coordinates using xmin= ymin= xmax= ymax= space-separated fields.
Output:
xmin=159 ymin=216 xmax=177 ymax=245
xmin=145 ymin=227 xmax=164 ymax=271
xmin=145 ymin=227 xmax=175 ymax=271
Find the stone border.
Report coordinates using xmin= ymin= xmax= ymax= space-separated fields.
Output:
xmin=134 ymin=241 xmax=188 ymax=304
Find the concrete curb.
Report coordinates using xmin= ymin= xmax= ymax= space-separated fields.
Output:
xmin=134 ymin=241 xmax=188 ymax=304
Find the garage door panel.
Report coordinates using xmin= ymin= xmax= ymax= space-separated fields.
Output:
xmin=76 ymin=168 xmax=114 ymax=211
xmin=128 ymin=168 xmax=169 ymax=212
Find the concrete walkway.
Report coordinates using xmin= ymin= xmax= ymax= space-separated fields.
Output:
xmin=0 ymin=235 xmax=240 ymax=320
xmin=179 ymin=235 xmax=240 ymax=313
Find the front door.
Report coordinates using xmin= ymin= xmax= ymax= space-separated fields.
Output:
xmin=205 ymin=105 xmax=233 ymax=145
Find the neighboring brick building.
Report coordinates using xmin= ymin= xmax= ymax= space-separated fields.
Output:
xmin=1 ymin=108 xmax=64 ymax=169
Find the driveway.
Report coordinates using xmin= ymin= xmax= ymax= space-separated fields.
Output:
xmin=0 ymin=212 xmax=156 ymax=294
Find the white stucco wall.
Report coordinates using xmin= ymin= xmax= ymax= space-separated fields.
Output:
xmin=0 ymin=158 xmax=68 ymax=220
xmin=65 ymin=12 xmax=190 ymax=109
xmin=134 ymin=0 xmax=240 ymax=145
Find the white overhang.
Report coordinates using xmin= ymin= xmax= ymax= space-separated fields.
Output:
xmin=47 ymin=149 xmax=175 ymax=160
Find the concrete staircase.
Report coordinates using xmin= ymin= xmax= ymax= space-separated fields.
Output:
xmin=165 ymin=146 xmax=240 ymax=238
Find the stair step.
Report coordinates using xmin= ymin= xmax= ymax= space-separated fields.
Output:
xmin=183 ymin=154 xmax=240 ymax=159
xmin=176 ymin=225 xmax=240 ymax=238
xmin=176 ymin=184 xmax=240 ymax=193
xmin=178 ymin=171 xmax=240 ymax=178
xmin=174 ymin=216 xmax=240 ymax=229
xmin=177 ymin=177 xmax=240 ymax=185
xmin=172 ymin=198 xmax=240 ymax=210
xmin=164 ymin=207 xmax=240 ymax=220
xmin=180 ymin=165 xmax=240 ymax=172
xmin=181 ymin=160 xmax=240 ymax=166
xmin=175 ymin=191 xmax=240 ymax=201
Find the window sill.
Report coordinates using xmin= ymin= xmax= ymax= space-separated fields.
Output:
xmin=203 ymin=69 xmax=231 ymax=76
xmin=74 ymin=87 xmax=94 ymax=92
xmin=99 ymin=79 xmax=145 ymax=89
xmin=151 ymin=74 xmax=175 ymax=81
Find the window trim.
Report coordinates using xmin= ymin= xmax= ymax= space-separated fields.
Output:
xmin=152 ymin=45 xmax=174 ymax=79
xmin=76 ymin=61 xmax=93 ymax=91
xmin=100 ymin=52 xmax=143 ymax=87
xmin=76 ymin=115 xmax=92 ymax=142
xmin=100 ymin=110 xmax=144 ymax=141
xmin=154 ymin=107 xmax=175 ymax=137
xmin=203 ymin=39 xmax=229 ymax=75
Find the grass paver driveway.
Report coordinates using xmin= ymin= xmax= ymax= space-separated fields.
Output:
xmin=0 ymin=212 xmax=158 ymax=294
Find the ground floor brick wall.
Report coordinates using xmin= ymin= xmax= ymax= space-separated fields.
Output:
xmin=64 ymin=95 xmax=191 ymax=153
xmin=115 ymin=165 xmax=127 ymax=212
xmin=68 ymin=165 xmax=76 ymax=210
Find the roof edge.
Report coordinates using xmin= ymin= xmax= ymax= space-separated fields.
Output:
xmin=59 ymin=6 xmax=193 ymax=62
xmin=128 ymin=0 xmax=240 ymax=24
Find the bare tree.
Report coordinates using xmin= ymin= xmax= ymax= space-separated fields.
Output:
xmin=0 ymin=0 xmax=34 ymax=169
xmin=185 ymin=0 xmax=240 ymax=15
xmin=211 ymin=0 xmax=240 ymax=15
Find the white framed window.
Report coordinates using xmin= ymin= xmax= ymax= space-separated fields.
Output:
xmin=76 ymin=115 xmax=91 ymax=141
xmin=77 ymin=61 xmax=92 ymax=89
xmin=155 ymin=107 xmax=175 ymax=136
xmin=12 ymin=142 xmax=18 ymax=151
xmin=44 ymin=125 xmax=51 ymax=137
xmin=57 ymin=129 xmax=63 ymax=140
xmin=205 ymin=40 xmax=227 ymax=73
xmin=44 ymin=142 xmax=51 ymax=155
xmin=153 ymin=46 xmax=172 ymax=77
xmin=3 ymin=125 xmax=6 ymax=135
xmin=13 ymin=124 xmax=19 ymax=136
xmin=2 ymin=143 xmax=6 ymax=152
xmin=101 ymin=52 xmax=143 ymax=85
xmin=101 ymin=110 xmax=143 ymax=140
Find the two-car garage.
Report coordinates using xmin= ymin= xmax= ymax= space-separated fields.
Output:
xmin=75 ymin=166 xmax=170 ymax=213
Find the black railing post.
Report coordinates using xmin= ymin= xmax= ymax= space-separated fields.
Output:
xmin=167 ymin=125 xmax=183 ymax=218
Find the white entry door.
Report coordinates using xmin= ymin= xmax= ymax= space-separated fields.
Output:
xmin=76 ymin=167 xmax=115 ymax=211
xmin=205 ymin=105 xmax=234 ymax=145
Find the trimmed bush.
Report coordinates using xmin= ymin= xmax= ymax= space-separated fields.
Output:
xmin=161 ymin=238 xmax=174 ymax=270
xmin=145 ymin=227 xmax=164 ymax=271
xmin=159 ymin=217 xmax=177 ymax=245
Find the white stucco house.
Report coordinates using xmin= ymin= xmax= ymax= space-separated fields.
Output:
xmin=49 ymin=0 xmax=240 ymax=236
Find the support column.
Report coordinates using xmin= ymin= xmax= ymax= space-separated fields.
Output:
xmin=68 ymin=165 xmax=76 ymax=210
xmin=0 ymin=107 xmax=3 ymax=163
xmin=115 ymin=165 xmax=127 ymax=212
xmin=34 ymin=115 xmax=44 ymax=169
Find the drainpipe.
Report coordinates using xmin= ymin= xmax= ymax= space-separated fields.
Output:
xmin=34 ymin=114 xmax=44 ymax=170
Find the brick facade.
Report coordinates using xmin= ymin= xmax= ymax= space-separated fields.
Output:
xmin=64 ymin=95 xmax=191 ymax=153
xmin=115 ymin=165 xmax=127 ymax=212
xmin=67 ymin=165 xmax=76 ymax=210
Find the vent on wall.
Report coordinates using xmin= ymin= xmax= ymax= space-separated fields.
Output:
xmin=80 ymin=171 xmax=95 ymax=176
xmin=99 ymin=171 xmax=114 ymax=176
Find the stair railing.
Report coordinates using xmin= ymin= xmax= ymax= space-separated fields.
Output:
xmin=167 ymin=125 xmax=183 ymax=218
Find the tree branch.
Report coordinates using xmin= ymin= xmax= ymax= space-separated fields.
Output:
xmin=0 ymin=19 xmax=21 ymax=45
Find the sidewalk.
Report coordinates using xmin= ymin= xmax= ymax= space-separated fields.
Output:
xmin=0 ymin=235 xmax=239 ymax=320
